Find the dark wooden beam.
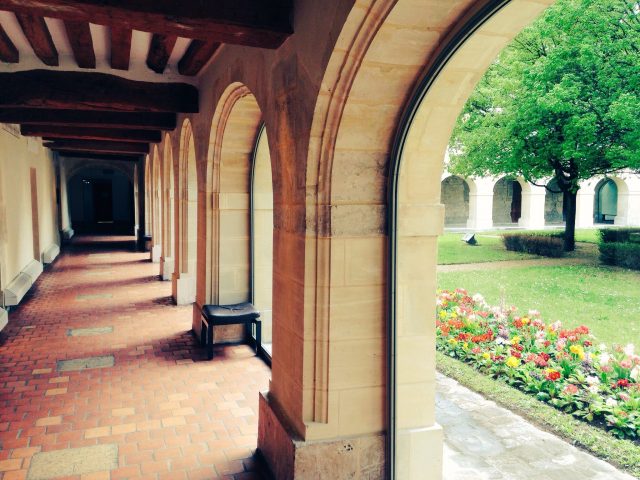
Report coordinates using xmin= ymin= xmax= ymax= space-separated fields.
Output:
xmin=178 ymin=40 xmax=220 ymax=76
xmin=110 ymin=26 xmax=131 ymax=70
xmin=146 ymin=34 xmax=177 ymax=74
xmin=1 ymin=109 xmax=177 ymax=130
xmin=64 ymin=21 xmax=95 ymax=68
xmin=0 ymin=0 xmax=292 ymax=49
xmin=0 ymin=70 xmax=198 ymax=113
xmin=0 ymin=109 xmax=176 ymax=130
xmin=45 ymin=139 xmax=150 ymax=155
xmin=15 ymin=14 xmax=58 ymax=66
xmin=57 ymin=151 xmax=141 ymax=162
xmin=22 ymin=125 xmax=161 ymax=143
xmin=0 ymin=24 xmax=19 ymax=63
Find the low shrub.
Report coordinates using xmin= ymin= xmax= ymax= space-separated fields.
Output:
xmin=599 ymin=242 xmax=640 ymax=270
xmin=503 ymin=233 xmax=565 ymax=258
xmin=436 ymin=289 xmax=640 ymax=441
xmin=599 ymin=228 xmax=640 ymax=244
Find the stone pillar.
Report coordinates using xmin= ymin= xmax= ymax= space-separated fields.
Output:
xmin=58 ymin=159 xmax=74 ymax=242
xmin=575 ymin=184 xmax=595 ymax=229
xmin=518 ymin=183 xmax=546 ymax=229
xmin=623 ymin=176 xmax=640 ymax=226
xmin=467 ymin=178 xmax=494 ymax=230
xmin=136 ymin=157 xmax=146 ymax=251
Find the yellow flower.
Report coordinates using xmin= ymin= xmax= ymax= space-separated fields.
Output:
xmin=521 ymin=317 xmax=530 ymax=325
xmin=462 ymin=342 xmax=469 ymax=350
xmin=570 ymin=344 xmax=585 ymax=360
xmin=506 ymin=356 xmax=520 ymax=368
xmin=448 ymin=338 xmax=458 ymax=346
xmin=451 ymin=312 xmax=458 ymax=318
xmin=439 ymin=310 xmax=447 ymax=319
xmin=511 ymin=335 xmax=521 ymax=345
xmin=482 ymin=352 xmax=491 ymax=360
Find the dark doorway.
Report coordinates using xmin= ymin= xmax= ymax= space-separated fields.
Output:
xmin=92 ymin=180 xmax=113 ymax=222
xmin=510 ymin=181 xmax=522 ymax=223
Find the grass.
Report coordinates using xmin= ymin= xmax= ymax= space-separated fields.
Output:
xmin=438 ymin=228 xmax=600 ymax=264
xmin=437 ymin=352 xmax=640 ymax=478
xmin=438 ymin=233 xmax=536 ymax=264
xmin=438 ymin=264 xmax=640 ymax=347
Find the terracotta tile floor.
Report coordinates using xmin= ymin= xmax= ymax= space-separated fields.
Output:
xmin=0 ymin=236 xmax=270 ymax=480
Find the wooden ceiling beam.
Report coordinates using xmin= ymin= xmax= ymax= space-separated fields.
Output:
xmin=110 ymin=26 xmax=132 ymax=70
xmin=0 ymin=70 xmax=198 ymax=113
xmin=178 ymin=40 xmax=220 ymax=76
xmin=0 ymin=23 xmax=19 ymax=63
xmin=45 ymin=139 xmax=150 ymax=155
xmin=64 ymin=21 xmax=95 ymax=68
xmin=15 ymin=13 xmax=58 ymax=66
xmin=0 ymin=0 xmax=292 ymax=48
xmin=21 ymin=125 xmax=162 ymax=143
xmin=0 ymin=109 xmax=176 ymax=130
xmin=146 ymin=34 xmax=177 ymax=74
xmin=56 ymin=151 xmax=141 ymax=162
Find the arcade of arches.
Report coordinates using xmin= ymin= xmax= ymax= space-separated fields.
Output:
xmin=3 ymin=0 xmax=620 ymax=478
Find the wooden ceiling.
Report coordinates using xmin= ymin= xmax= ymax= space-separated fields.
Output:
xmin=0 ymin=1 xmax=292 ymax=161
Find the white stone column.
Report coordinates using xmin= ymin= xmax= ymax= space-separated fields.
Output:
xmin=58 ymin=159 xmax=74 ymax=241
xmin=575 ymin=183 xmax=595 ymax=229
xmin=518 ymin=183 xmax=546 ymax=229
xmin=624 ymin=176 xmax=640 ymax=226
xmin=467 ymin=178 xmax=494 ymax=230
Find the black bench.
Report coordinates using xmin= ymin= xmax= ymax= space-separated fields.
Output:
xmin=200 ymin=302 xmax=261 ymax=359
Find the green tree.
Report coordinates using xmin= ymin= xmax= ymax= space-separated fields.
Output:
xmin=449 ymin=0 xmax=640 ymax=251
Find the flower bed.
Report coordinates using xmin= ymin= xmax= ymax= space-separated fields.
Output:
xmin=436 ymin=289 xmax=640 ymax=440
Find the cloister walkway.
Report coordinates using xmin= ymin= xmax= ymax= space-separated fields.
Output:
xmin=0 ymin=236 xmax=268 ymax=480
xmin=0 ymin=236 xmax=634 ymax=480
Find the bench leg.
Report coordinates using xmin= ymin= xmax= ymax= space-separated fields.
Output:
xmin=254 ymin=320 xmax=261 ymax=355
xmin=207 ymin=322 xmax=214 ymax=360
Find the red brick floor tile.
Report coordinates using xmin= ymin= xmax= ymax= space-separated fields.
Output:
xmin=0 ymin=236 xmax=270 ymax=480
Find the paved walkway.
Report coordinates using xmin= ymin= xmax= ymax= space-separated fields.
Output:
xmin=437 ymin=373 xmax=636 ymax=480
xmin=0 ymin=236 xmax=269 ymax=480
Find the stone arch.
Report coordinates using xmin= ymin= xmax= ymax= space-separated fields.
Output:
xmin=299 ymin=0 xmax=557 ymax=477
xmin=144 ymin=155 xmax=152 ymax=237
xmin=161 ymin=134 xmax=175 ymax=281
xmin=594 ymin=177 xmax=628 ymax=225
xmin=172 ymin=119 xmax=198 ymax=305
xmin=492 ymin=176 xmax=523 ymax=225
xmin=150 ymin=145 xmax=163 ymax=262
xmin=440 ymin=174 xmax=470 ymax=227
xmin=195 ymin=83 xmax=265 ymax=343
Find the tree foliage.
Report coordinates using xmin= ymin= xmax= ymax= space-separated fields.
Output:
xmin=449 ymin=0 xmax=640 ymax=250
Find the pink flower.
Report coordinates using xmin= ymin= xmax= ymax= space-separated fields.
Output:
xmin=620 ymin=360 xmax=632 ymax=369
xmin=563 ymin=384 xmax=579 ymax=395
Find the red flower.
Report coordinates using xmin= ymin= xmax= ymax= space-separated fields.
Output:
xmin=545 ymin=370 xmax=561 ymax=381
xmin=584 ymin=340 xmax=592 ymax=347
xmin=617 ymin=379 xmax=630 ymax=389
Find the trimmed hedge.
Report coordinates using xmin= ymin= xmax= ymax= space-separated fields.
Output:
xmin=502 ymin=233 xmax=565 ymax=258
xmin=599 ymin=241 xmax=640 ymax=270
xmin=599 ymin=228 xmax=640 ymax=244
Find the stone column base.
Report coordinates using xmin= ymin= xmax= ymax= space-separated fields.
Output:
xmin=150 ymin=245 xmax=161 ymax=263
xmin=396 ymin=424 xmax=443 ymax=480
xmin=61 ymin=228 xmax=74 ymax=242
xmin=173 ymin=273 xmax=195 ymax=305
xmin=160 ymin=257 xmax=174 ymax=281
xmin=257 ymin=392 xmax=385 ymax=480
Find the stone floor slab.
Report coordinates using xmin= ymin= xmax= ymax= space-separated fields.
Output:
xmin=57 ymin=354 xmax=114 ymax=371
xmin=67 ymin=326 xmax=113 ymax=337
xmin=75 ymin=293 xmax=113 ymax=301
xmin=27 ymin=444 xmax=117 ymax=480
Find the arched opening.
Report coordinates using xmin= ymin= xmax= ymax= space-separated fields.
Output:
xmin=172 ymin=120 xmax=197 ymax=305
xmin=545 ymin=177 xmax=567 ymax=225
xmin=161 ymin=135 xmax=175 ymax=281
xmin=144 ymin=156 xmax=152 ymax=237
xmin=594 ymin=178 xmax=618 ymax=224
xmin=68 ymin=166 xmax=134 ymax=235
xmin=440 ymin=175 xmax=470 ymax=228
xmin=199 ymin=83 xmax=267 ymax=348
xmin=251 ymin=125 xmax=274 ymax=356
xmin=150 ymin=147 xmax=162 ymax=263
xmin=492 ymin=177 xmax=522 ymax=226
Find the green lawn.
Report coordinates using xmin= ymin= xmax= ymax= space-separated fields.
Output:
xmin=438 ymin=233 xmax=536 ymax=264
xmin=437 ymin=264 xmax=640 ymax=347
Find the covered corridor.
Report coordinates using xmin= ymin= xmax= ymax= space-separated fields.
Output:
xmin=0 ymin=236 xmax=269 ymax=479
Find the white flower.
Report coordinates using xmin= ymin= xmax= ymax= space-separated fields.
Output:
xmin=586 ymin=376 xmax=600 ymax=385
xmin=588 ymin=385 xmax=599 ymax=395
xmin=472 ymin=293 xmax=485 ymax=304
xmin=599 ymin=352 xmax=611 ymax=367
xmin=528 ymin=309 xmax=540 ymax=317
xmin=624 ymin=343 xmax=635 ymax=356
xmin=599 ymin=343 xmax=608 ymax=351
xmin=606 ymin=398 xmax=618 ymax=408
xmin=631 ymin=366 xmax=640 ymax=381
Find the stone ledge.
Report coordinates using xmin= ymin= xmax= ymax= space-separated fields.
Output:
xmin=258 ymin=392 xmax=385 ymax=479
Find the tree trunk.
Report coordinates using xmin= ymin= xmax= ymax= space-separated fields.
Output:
xmin=564 ymin=190 xmax=577 ymax=252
